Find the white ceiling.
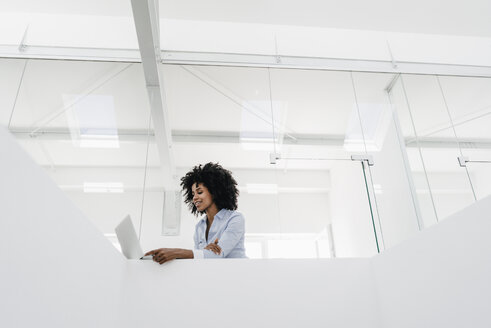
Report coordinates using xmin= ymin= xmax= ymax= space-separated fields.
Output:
xmin=159 ymin=0 xmax=491 ymax=37
xmin=3 ymin=0 xmax=491 ymax=37
xmin=0 ymin=0 xmax=132 ymax=17
xmin=3 ymin=0 xmax=491 ymax=72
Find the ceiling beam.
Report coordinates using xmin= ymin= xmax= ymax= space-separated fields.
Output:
xmin=3 ymin=46 xmax=491 ymax=78
xmin=12 ymin=129 xmax=491 ymax=150
xmin=162 ymin=50 xmax=491 ymax=78
xmin=0 ymin=45 xmax=141 ymax=62
xmin=131 ymin=0 xmax=176 ymax=188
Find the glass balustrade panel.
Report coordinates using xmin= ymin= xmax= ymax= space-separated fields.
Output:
xmin=7 ymin=58 xmax=151 ymax=247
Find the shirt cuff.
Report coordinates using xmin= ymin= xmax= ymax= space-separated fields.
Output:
xmin=192 ymin=249 xmax=204 ymax=259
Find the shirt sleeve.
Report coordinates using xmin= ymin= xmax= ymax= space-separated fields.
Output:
xmin=192 ymin=222 xmax=204 ymax=259
xmin=192 ymin=249 xmax=204 ymax=259
xmin=202 ymin=212 xmax=245 ymax=259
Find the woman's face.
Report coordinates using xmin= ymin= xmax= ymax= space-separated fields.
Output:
xmin=192 ymin=183 xmax=214 ymax=212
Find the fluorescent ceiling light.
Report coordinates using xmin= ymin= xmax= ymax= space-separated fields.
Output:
xmin=64 ymin=94 xmax=121 ymax=148
xmin=83 ymin=182 xmax=124 ymax=193
xmin=240 ymin=100 xmax=287 ymax=151
xmin=343 ymin=103 xmax=391 ymax=152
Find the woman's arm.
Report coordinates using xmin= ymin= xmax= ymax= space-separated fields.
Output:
xmin=145 ymin=213 xmax=244 ymax=262
xmin=144 ymin=248 xmax=194 ymax=264
xmin=205 ymin=238 xmax=221 ymax=254
xmin=198 ymin=213 xmax=245 ymax=259
xmin=144 ymin=220 xmax=206 ymax=264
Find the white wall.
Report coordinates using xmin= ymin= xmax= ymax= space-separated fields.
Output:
xmin=0 ymin=126 xmax=125 ymax=327
xmin=118 ymin=259 xmax=379 ymax=328
xmin=2 ymin=125 xmax=490 ymax=328
xmin=0 ymin=126 xmax=380 ymax=327
xmin=329 ymin=162 xmax=378 ymax=257
xmin=412 ymin=171 xmax=476 ymax=224
xmin=373 ymin=194 xmax=491 ymax=328
xmin=367 ymin=121 xmax=421 ymax=249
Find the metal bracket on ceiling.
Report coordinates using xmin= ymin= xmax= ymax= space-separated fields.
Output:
xmin=274 ymin=35 xmax=282 ymax=64
xmin=18 ymin=25 xmax=30 ymax=53
xmin=457 ymin=156 xmax=491 ymax=167
xmin=270 ymin=153 xmax=281 ymax=164
xmin=351 ymin=154 xmax=374 ymax=166
xmin=386 ymin=40 xmax=398 ymax=69
xmin=458 ymin=156 xmax=469 ymax=167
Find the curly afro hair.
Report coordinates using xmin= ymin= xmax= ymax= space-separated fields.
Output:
xmin=180 ymin=162 xmax=239 ymax=216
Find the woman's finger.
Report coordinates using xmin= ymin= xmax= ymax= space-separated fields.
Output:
xmin=209 ymin=245 xmax=222 ymax=254
xmin=205 ymin=244 xmax=219 ymax=251
xmin=204 ymin=245 xmax=215 ymax=253
xmin=157 ymin=252 xmax=166 ymax=263
xmin=144 ymin=250 xmax=155 ymax=256
xmin=154 ymin=250 xmax=165 ymax=262
xmin=205 ymin=247 xmax=216 ymax=254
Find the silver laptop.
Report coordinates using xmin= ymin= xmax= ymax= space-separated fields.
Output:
xmin=115 ymin=215 xmax=152 ymax=260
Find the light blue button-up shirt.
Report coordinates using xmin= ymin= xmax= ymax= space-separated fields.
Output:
xmin=192 ymin=209 xmax=247 ymax=259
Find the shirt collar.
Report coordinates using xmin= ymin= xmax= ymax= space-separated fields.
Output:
xmin=214 ymin=208 xmax=227 ymax=220
xmin=199 ymin=208 xmax=227 ymax=223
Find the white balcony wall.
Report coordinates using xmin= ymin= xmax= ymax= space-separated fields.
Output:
xmin=0 ymin=126 xmax=125 ymax=327
xmin=2 ymin=124 xmax=490 ymax=327
xmin=0 ymin=125 xmax=379 ymax=328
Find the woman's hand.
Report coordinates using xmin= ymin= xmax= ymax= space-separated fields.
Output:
xmin=145 ymin=248 xmax=192 ymax=264
xmin=204 ymin=238 xmax=222 ymax=255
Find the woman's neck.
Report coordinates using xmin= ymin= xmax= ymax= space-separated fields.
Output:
xmin=206 ymin=204 xmax=219 ymax=223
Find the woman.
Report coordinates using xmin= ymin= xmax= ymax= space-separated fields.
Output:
xmin=145 ymin=162 xmax=246 ymax=264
